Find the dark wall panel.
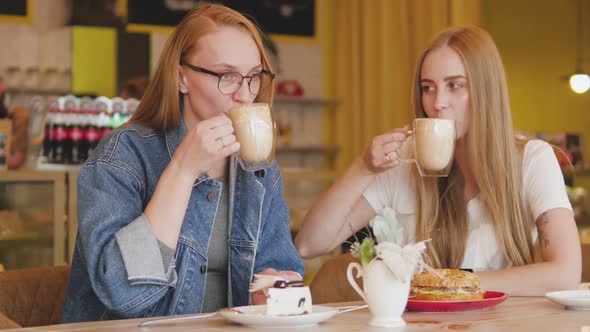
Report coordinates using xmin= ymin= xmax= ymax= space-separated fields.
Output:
xmin=0 ymin=0 xmax=27 ymax=16
xmin=128 ymin=0 xmax=315 ymax=37
xmin=117 ymin=31 xmax=150 ymax=96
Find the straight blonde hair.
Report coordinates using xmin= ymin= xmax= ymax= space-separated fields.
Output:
xmin=411 ymin=26 xmax=534 ymax=268
xmin=129 ymin=4 xmax=274 ymax=133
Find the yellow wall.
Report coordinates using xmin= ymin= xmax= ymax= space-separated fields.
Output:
xmin=72 ymin=26 xmax=117 ymax=97
xmin=482 ymin=0 xmax=590 ymax=159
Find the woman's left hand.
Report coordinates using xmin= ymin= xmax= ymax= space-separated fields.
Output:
xmin=250 ymin=268 xmax=302 ymax=305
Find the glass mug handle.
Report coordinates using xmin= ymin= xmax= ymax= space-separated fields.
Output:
xmin=398 ymin=130 xmax=415 ymax=164
xmin=346 ymin=262 xmax=367 ymax=302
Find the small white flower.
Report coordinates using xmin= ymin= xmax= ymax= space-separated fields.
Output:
xmin=374 ymin=240 xmax=430 ymax=282
xmin=352 ymin=207 xmax=433 ymax=281
xmin=369 ymin=207 xmax=403 ymax=245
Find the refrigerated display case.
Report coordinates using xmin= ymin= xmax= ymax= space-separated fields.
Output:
xmin=0 ymin=170 xmax=66 ymax=270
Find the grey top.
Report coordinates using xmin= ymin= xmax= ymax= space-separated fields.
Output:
xmin=202 ymin=174 xmax=230 ymax=312
xmin=156 ymin=174 xmax=230 ymax=313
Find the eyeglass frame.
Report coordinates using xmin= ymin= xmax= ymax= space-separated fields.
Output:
xmin=180 ymin=60 xmax=276 ymax=95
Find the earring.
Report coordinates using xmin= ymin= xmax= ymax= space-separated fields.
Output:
xmin=179 ymin=86 xmax=188 ymax=94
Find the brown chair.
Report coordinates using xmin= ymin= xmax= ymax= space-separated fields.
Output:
xmin=0 ymin=265 xmax=70 ymax=329
xmin=309 ymin=254 xmax=364 ymax=304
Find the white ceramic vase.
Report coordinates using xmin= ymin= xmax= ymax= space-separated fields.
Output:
xmin=346 ymin=259 xmax=410 ymax=328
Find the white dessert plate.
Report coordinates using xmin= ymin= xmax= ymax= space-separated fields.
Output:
xmin=218 ymin=304 xmax=338 ymax=328
xmin=545 ymin=290 xmax=590 ymax=310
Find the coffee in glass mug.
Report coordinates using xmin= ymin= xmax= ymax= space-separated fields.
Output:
xmin=227 ymin=103 xmax=276 ymax=171
xmin=401 ymin=118 xmax=455 ymax=177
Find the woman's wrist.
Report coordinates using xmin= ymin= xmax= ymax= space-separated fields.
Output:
xmin=350 ymin=156 xmax=377 ymax=177
xmin=166 ymin=158 xmax=201 ymax=186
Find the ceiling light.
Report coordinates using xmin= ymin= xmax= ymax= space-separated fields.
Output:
xmin=570 ymin=73 xmax=590 ymax=94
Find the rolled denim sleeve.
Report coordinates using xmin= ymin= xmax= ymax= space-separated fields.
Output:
xmin=115 ymin=214 xmax=176 ymax=283
xmin=77 ymin=160 xmax=176 ymax=318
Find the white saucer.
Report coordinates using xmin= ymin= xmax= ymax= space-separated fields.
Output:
xmin=218 ymin=304 xmax=338 ymax=328
xmin=545 ymin=290 xmax=590 ymax=310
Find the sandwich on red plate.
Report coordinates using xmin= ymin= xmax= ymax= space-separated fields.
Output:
xmin=410 ymin=268 xmax=485 ymax=301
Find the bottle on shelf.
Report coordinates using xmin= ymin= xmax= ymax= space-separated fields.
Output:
xmin=63 ymin=95 xmax=81 ymax=164
xmin=41 ymin=96 xmax=58 ymax=162
xmin=50 ymin=97 xmax=66 ymax=164
xmin=78 ymin=97 xmax=93 ymax=162
xmin=110 ymin=97 xmax=127 ymax=129
xmin=94 ymin=97 xmax=112 ymax=141
xmin=86 ymin=99 xmax=101 ymax=158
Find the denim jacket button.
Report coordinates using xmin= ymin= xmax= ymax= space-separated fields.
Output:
xmin=207 ymin=192 xmax=216 ymax=202
xmin=200 ymin=265 xmax=207 ymax=274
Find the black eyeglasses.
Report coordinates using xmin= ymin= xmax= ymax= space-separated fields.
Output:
xmin=180 ymin=61 xmax=275 ymax=95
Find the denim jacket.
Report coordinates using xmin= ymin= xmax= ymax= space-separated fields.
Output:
xmin=62 ymin=118 xmax=303 ymax=322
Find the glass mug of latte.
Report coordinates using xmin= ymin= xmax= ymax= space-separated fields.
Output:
xmin=228 ymin=103 xmax=276 ymax=171
xmin=400 ymin=118 xmax=456 ymax=177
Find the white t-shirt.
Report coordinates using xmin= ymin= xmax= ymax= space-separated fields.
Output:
xmin=363 ymin=139 xmax=572 ymax=271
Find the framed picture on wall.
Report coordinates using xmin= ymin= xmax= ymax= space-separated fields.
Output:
xmin=126 ymin=0 xmax=317 ymax=41
xmin=230 ymin=0 xmax=316 ymax=41
xmin=0 ymin=119 xmax=12 ymax=171
xmin=0 ymin=0 xmax=32 ymax=24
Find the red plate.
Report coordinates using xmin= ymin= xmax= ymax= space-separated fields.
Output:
xmin=405 ymin=291 xmax=508 ymax=312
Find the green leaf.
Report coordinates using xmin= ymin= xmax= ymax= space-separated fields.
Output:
xmin=359 ymin=238 xmax=375 ymax=264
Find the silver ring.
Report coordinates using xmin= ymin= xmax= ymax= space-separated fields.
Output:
xmin=385 ymin=153 xmax=391 ymax=162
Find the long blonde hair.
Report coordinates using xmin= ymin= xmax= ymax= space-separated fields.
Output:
xmin=129 ymin=4 xmax=274 ymax=133
xmin=412 ymin=26 xmax=534 ymax=268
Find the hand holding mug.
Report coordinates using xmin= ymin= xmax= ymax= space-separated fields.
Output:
xmin=364 ymin=119 xmax=456 ymax=177
xmin=174 ymin=114 xmax=239 ymax=180
xmin=362 ymin=126 xmax=409 ymax=174
xmin=400 ymin=118 xmax=456 ymax=177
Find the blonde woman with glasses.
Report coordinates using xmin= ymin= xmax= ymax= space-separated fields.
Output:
xmin=63 ymin=4 xmax=302 ymax=322
xmin=296 ymin=26 xmax=581 ymax=296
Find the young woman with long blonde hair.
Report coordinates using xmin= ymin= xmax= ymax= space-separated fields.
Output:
xmin=295 ymin=26 xmax=581 ymax=296
xmin=63 ymin=4 xmax=302 ymax=322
